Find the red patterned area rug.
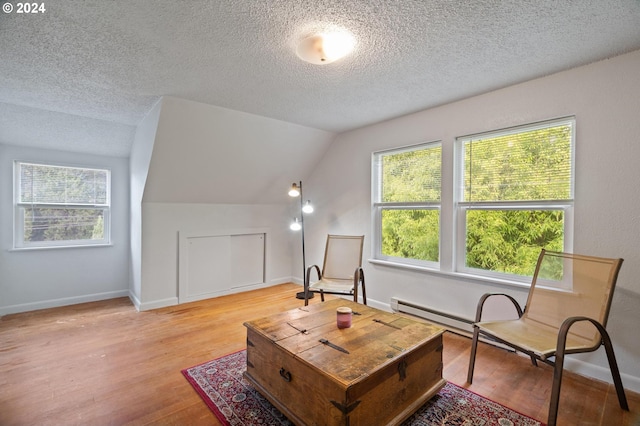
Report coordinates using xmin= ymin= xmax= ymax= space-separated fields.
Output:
xmin=182 ymin=350 xmax=544 ymax=426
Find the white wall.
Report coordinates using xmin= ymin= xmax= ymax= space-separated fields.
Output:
xmin=129 ymin=99 xmax=162 ymax=307
xmin=143 ymin=96 xmax=336 ymax=205
xmin=304 ymin=50 xmax=640 ymax=391
xmin=139 ymin=202 xmax=293 ymax=310
xmin=136 ymin=97 xmax=336 ymax=309
xmin=0 ymin=145 xmax=130 ymax=315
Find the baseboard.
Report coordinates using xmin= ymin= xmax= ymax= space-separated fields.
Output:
xmin=138 ymin=297 xmax=179 ymax=311
xmin=269 ymin=276 xmax=293 ymax=286
xmin=128 ymin=290 xmax=142 ymax=311
xmin=0 ymin=289 xmax=130 ymax=316
xmin=139 ymin=280 xmax=294 ymax=312
xmin=564 ymin=357 xmax=640 ymax=394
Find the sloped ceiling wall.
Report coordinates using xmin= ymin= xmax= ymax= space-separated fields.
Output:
xmin=143 ymin=97 xmax=336 ymax=205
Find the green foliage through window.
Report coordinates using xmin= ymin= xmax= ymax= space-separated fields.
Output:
xmin=381 ymin=146 xmax=441 ymax=203
xmin=382 ymin=209 xmax=439 ymax=262
xmin=374 ymin=142 xmax=442 ymax=265
xmin=372 ymin=117 xmax=574 ymax=282
xmin=458 ymin=118 xmax=574 ymax=278
xmin=465 ymin=209 xmax=564 ymax=276
xmin=463 ymin=124 xmax=572 ymax=202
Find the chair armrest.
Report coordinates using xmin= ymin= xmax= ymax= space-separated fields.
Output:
xmin=557 ymin=316 xmax=605 ymax=353
xmin=305 ymin=265 xmax=321 ymax=288
xmin=474 ymin=293 xmax=524 ymax=323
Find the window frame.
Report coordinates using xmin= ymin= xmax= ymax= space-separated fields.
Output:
xmin=370 ymin=117 xmax=575 ymax=286
xmin=13 ymin=161 xmax=112 ymax=249
xmin=372 ymin=141 xmax=442 ymax=269
xmin=453 ymin=117 xmax=575 ymax=282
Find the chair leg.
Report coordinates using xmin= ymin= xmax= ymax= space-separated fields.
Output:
xmin=601 ymin=328 xmax=629 ymax=410
xmin=362 ymin=277 xmax=367 ymax=305
xmin=320 ymin=290 xmax=325 ymax=302
xmin=467 ymin=326 xmax=480 ymax=384
xmin=304 ymin=288 xmax=310 ymax=306
xmin=548 ymin=347 xmax=565 ymax=426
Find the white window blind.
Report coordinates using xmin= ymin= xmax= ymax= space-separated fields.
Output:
xmin=377 ymin=144 xmax=442 ymax=203
xmin=458 ymin=119 xmax=574 ymax=203
xmin=454 ymin=117 xmax=575 ymax=280
xmin=14 ymin=162 xmax=111 ymax=248
xmin=373 ymin=142 xmax=441 ymax=266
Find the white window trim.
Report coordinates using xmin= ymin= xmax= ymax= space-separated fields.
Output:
xmin=453 ymin=116 xmax=575 ymax=281
xmin=454 ymin=202 xmax=574 ymax=283
xmin=13 ymin=161 xmax=112 ymax=250
xmin=369 ymin=116 xmax=575 ymax=287
xmin=371 ymin=141 xmax=442 ymax=269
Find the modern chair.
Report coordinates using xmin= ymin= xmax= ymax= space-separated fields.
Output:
xmin=466 ymin=249 xmax=628 ymax=426
xmin=304 ymin=234 xmax=366 ymax=306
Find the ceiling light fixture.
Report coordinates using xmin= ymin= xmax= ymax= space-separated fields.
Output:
xmin=296 ymin=31 xmax=355 ymax=65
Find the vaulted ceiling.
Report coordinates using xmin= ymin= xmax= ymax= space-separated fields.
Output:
xmin=2 ymin=0 xmax=640 ymax=157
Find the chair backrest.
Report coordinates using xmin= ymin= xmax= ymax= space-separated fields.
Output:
xmin=321 ymin=235 xmax=364 ymax=280
xmin=523 ymin=249 xmax=623 ymax=347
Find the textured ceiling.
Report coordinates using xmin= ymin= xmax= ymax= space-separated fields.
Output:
xmin=1 ymin=0 xmax=640 ymax=157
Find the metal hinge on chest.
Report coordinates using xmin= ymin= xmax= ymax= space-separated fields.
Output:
xmin=330 ymin=400 xmax=361 ymax=416
xmin=398 ymin=359 xmax=408 ymax=381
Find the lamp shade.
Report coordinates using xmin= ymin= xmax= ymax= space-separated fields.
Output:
xmin=288 ymin=183 xmax=301 ymax=197
xmin=302 ymin=200 xmax=314 ymax=214
xmin=290 ymin=217 xmax=302 ymax=231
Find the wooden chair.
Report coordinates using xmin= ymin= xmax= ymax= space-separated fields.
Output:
xmin=304 ymin=235 xmax=366 ymax=306
xmin=466 ymin=249 xmax=628 ymax=426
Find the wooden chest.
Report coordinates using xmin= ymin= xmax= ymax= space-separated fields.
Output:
xmin=243 ymin=299 xmax=445 ymax=426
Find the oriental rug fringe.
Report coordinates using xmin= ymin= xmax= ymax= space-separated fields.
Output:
xmin=182 ymin=350 xmax=543 ymax=426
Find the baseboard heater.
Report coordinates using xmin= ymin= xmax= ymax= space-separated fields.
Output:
xmin=390 ymin=297 xmax=515 ymax=352
xmin=390 ymin=297 xmax=474 ymax=335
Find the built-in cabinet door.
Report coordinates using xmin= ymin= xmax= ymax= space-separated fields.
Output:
xmin=231 ymin=233 xmax=265 ymax=288
xmin=180 ymin=232 xmax=266 ymax=303
xmin=183 ymin=235 xmax=231 ymax=302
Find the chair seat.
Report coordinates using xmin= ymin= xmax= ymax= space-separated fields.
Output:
xmin=477 ymin=318 xmax=597 ymax=359
xmin=309 ymin=278 xmax=354 ymax=294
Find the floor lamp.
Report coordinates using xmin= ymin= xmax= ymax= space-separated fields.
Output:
xmin=288 ymin=181 xmax=314 ymax=300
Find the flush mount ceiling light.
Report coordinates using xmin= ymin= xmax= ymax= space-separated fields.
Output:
xmin=296 ymin=31 xmax=355 ymax=65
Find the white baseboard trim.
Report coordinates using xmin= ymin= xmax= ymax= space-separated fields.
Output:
xmin=139 ymin=280 xmax=294 ymax=312
xmin=0 ymin=289 xmax=130 ymax=316
xmin=563 ymin=357 xmax=640 ymax=394
xmin=128 ymin=290 xmax=142 ymax=311
xmin=269 ymin=276 xmax=293 ymax=285
xmin=138 ymin=297 xmax=179 ymax=311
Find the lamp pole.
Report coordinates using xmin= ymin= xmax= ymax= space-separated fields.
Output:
xmin=289 ymin=181 xmax=314 ymax=300
xmin=298 ymin=181 xmax=307 ymax=299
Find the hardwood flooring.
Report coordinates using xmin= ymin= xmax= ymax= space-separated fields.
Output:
xmin=1 ymin=283 xmax=638 ymax=425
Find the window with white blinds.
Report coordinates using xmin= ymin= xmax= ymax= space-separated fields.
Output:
xmin=14 ymin=162 xmax=111 ymax=248
xmin=372 ymin=141 xmax=441 ymax=267
xmin=455 ymin=117 xmax=575 ymax=281
xmin=459 ymin=119 xmax=574 ymax=203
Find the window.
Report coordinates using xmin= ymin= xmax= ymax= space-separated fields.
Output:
xmin=455 ymin=117 xmax=574 ymax=282
xmin=370 ymin=117 xmax=575 ymax=285
xmin=14 ymin=162 xmax=111 ymax=249
xmin=372 ymin=142 xmax=441 ymax=267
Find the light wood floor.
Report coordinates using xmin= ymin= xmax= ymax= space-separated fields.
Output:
xmin=1 ymin=283 xmax=638 ymax=425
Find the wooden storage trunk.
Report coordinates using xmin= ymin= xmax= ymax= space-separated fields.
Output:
xmin=244 ymin=299 xmax=445 ymax=426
